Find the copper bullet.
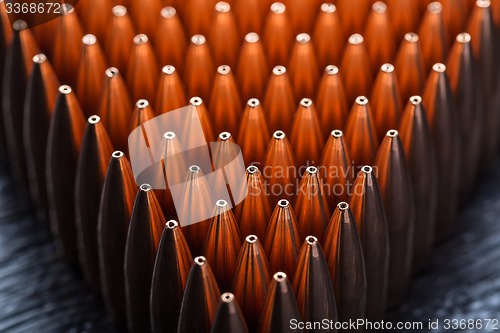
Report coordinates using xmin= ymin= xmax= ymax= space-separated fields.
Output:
xmin=129 ymin=0 xmax=162 ymax=39
xmin=336 ymin=0 xmax=371 ymax=36
xmin=264 ymin=131 xmax=297 ymax=207
xmin=76 ymin=34 xmax=107 ymax=118
xmin=23 ymin=54 xmax=59 ymax=220
xmin=52 ymin=5 xmax=83 ymax=85
xmin=288 ymin=33 xmax=319 ymax=101
xmin=184 ymin=34 xmax=215 ymax=104
xmin=398 ymin=96 xmax=438 ymax=271
xmin=155 ymin=7 xmax=187 ymax=74
xmin=124 ymin=184 xmax=165 ymax=333
xmin=210 ymin=65 xmax=242 ymax=137
xmin=262 ymin=2 xmax=294 ymax=68
xmin=364 ymin=2 xmax=396 ymax=74
xmin=264 ymin=66 xmax=295 ymax=134
xmin=189 ymin=97 xmax=215 ymax=143
xmin=106 ymin=5 xmax=135 ymax=77
xmin=370 ymin=64 xmax=403 ymax=141
xmin=294 ymin=167 xmax=330 ymax=242
xmin=349 ymin=166 xmax=389 ymax=319
xmin=373 ymin=130 xmax=415 ymax=308
xmin=441 ymin=0 xmax=467 ymax=45
xmin=212 ymin=132 xmax=238 ymax=175
xmin=178 ymin=256 xmax=221 ymax=333
xmin=312 ymin=3 xmax=345 ymax=70
xmin=293 ymin=236 xmax=338 ymax=332
xmin=155 ymin=65 xmax=187 ymax=114
xmin=418 ymin=2 xmax=449 ymax=71
xmin=394 ymin=32 xmax=426 ymax=103
xmin=340 ymin=34 xmax=372 ymax=105
xmin=129 ymin=99 xmax=156 ymax=134
xmin=387 ymin=0 xmax=421 ymax=42
xmin=234 ymin=0 xmax=264 ymax=36
xmin=258 ymin=272 xmax=302 ymax=333
xmin=97 ymin=151 xmax=137 ymax=324
xmin=184 ymin=0 xmax=217 ymax=36
xmin=320 ymin=130 xmax=353 ymax=207
xmin=264 ymin=199 xmax=301 ymax=278
xmin=237 ymin=32 xmax=269 ymax=102
xmin=127 ymin=34 xmax=159 ymax=103
xmin=344 ymin=96 xmax=378 ymax=168
xmin=286 ymin=0 xmax=319 ymax=34
xmin=422 ymin=64 xmax=461 ymax=240
xmin=46 ymin=85 xmax=85 ymax=263
xmin=238 ymin=98 xmax=271 ymax=165
xmin=209 ymin=2 xmax=240 ymax=68
xmin=75 ymin=115 xmax=114 ymax=292
xmin=78 ymin=0 xmax=112 ymax=43
xmin=150 ymin=220 xmax=193 ymax=333
xmin=232 ymin=235 xmax=271 ymax=332
xmin=323 ymin=202 xmax=367 ymax=326
xmin=290 ymin=98 xmax=324 ymax=167
xmin=210 ymin=293 xmax=249 ymax=333
xmin=316 ymin=65 xmax=348 ymax=134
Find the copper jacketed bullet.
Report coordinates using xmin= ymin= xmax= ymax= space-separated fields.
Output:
xmin=127 ymin=34 xmax=159 ymax=103
xmin=155 ymin=7 xmax=187 ymax=74
xmin=190 ymin=97 xmax=215 ymax=143
xmin=374 ymin=130 xmax=415 ymax=308
xmin=323 ymin=202 xmax=367 ymax=326
xmin=97 ymin=151 xmax=137 ymax=324
xmin=150 ymin=220 xmax=193 ymax=333
xmin=209 ymin=2 xmax=240 ymax=68
xmin=441 ymin=0 xmax=467 ymax=46
xmin=258 ymin=272 xmax=302 ymax=333
xmin=106 ymin=5 xmax=135 ymax=77
xmin=211 ymin=293 xmax=250 ymax=333
xmin=398 ymin=96 xmax=438 ymax=271
xmin=124 ymin=184 xmax=165 ymax=333
xmin=293 ymin=236 xmax=338 ymax=332
xmin=336 ymin=0 xmax=371 ymax=36
xmin=340 ymin=34 xmax=372 ymax=105
xmin=264 ymin=66 xmax=295 ymax=134
xmin=129 ymin=0 xmax=162 ymax=39
xmin=237 ymin=32 xmax=269 ymax=102
xmin=418 ymin=2 xmax=449 ymax=71
xmin=288 ymin=33 xmax=319 ymax=101
xmin=238 ymin=98 xmax=271 ymax=165
xmin=349 ymin=166 xmax=390 ymax=319
xmin=320 ymin=130 xmax=353 ymax=207
xmin=75 ymin=115 xmax=114 ymax=292
xmin=344 ymin=96 xmax=378 ymax=168
xmin=178 ymin=256 xmax=221 ymax=333
xmin=262 ymin=2 xmax=294 ymax=68
xmin=370 ymin=64 xmax=403 ymax=141
xmin=316 ymin=65 xmax=348 ymax=134
xmin=394 ymin=33 xmax=426 ymax=103
xmin=422 ymin=64 xmax=461 ymax=241
xmin=387 ymin=0 xmax=421 ymax=42
xmin=155 ymin=65 xmax=187 ymax=114
xmin=313 ymin=3 xmax=345 ymax=70
xmin=46 ymin=85 xmax=85 ymax=263
xmin=184 ymin=34 xmax=215 ymax=104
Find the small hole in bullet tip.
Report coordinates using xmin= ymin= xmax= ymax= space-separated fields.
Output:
xmin=222 ymin=293 xmax=234 ymax=302
xmin=216 ymin=199 xmax=228 ymax=207
xmin=273 ymin=131 xmax=285 ymax=139
xmin=140 ymin=184 xmax=152 ymax=191
xmin=164 ymin=131 xmax=175 ymax=139
xmin=332 ymin=130 xmax=343 ymax=137
xmin=134 ymin=34 xmax=148 ymax=44
xmin=274 ymin=272 xmax=287 ymax=281
xmin=247 ymin=165 xmax=258 ymax=173
xmin=326 ymin=65 xmax=339 ymax=74
xmin=278 ymin=199 xmax=289 ymax=207
xmin=249 ymin=98 xmax=259 ymax=107
xmin=338 ymin=202 xmax=349 ymax=210
xmin=113 ymin=5 xmax=127 ymax=16
xmin=273 ymin=66 xmax=286 ymax=75
xmin=219 ymin=132 xmax=231 ymax=140
xmin=246 ymin=235 xmax=258 ymax=243
xmin=387 ymin=129 xmax=398 ymax=137
xmin=410 ymin=96 xmax=421 ymax=104
xmin=189 ymin=165 xmax=201 ymax=173
xmin=190 ymin=97 xmax=202 ymax=106
xmin=300 ymin=98 xmax=312 ymax=107
xmin=137 ymin=100 xmax=149 ymax=108
xmin=166 ymin=220 xmax=178 ymax=229
xmin=306 ymin=236 xmax=318 ymax=245
xmin=356 ymin=96 xmax=368 ymax=105
xmin=59 ymin=85 xmax=72 ymax=94
xmin=88 ymin=115 xmax=100 ymax=124
xmin=362 ymin=165 xmax=372 ymax=173
xmin=162 ymin=65 xmax=176 ymax=74
xmin=106 ymin=67 xmax=119 ymax=77
xmin=33 ymin=54 xmax=47 ymax=63
xmin=271 ymin=2 xmax=286 ymax=14
xmin=307 ymin=166 xmax=318 ymax=174
xmin=405 ymin=33 xmax=419 ymax=42
xmin=457 ymin=33 xmax=471 ymax=43
xmin=195 ymin=256 xmax=206 ymax=265
xmin=218 ymin=65 xmax=230 ymax=74
xmin=112 ymin=151 xmax=124 ymax=158
xmin=321 ymin=3 xmax=336 ymax=13
xmin=433 ymin=63 xmax=446 ymax=72
xmin=382 ymin=64 xmax=394 ymax=72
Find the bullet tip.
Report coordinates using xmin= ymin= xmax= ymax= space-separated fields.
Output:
xmin=372 ymin=1 xmax=387 ymax=13
xmin=245 ymin=32 xmax=260 ymax=43
xmin=348 ymin=33 xmax=364 ymax=44
xmin=278 ymin=199 xmax=290 ymax=208
xmin=476 ymin=0 xmax=490 ymax=8
xmin=300 ymin=98 xmax=313 ymax=107
xmin=217 ymin=65 xmax=231 ymax=75
xmin=325 ymin=65 xmax=339 ymax=75
xmin=134 ymin=34 xmax=149 ymax=45
xmin=189 ymin=165 xmax=201 ymax=173
xmin=216 ymin=199 xmax=228 ymax=208
xmin=386 ymin=129 xmax=399 ymax=137
xmin=194 ymin=256 xmax=207 ymax=266
xmin=273 ymin=272 xmax=287 ymax=282
xmin=361 ymin=165 xmax=372 ymax=173
xmin=404 ymin=32 xmax=419 ymax=42
xmin=221 ymin=292 xmax=235 ymax=303
xmin=337 ymin=201 xmax=349 ymax=210
xmin=355 ymin=96 xmax=369 ymax=105
xmin=13 ymin=20 xmax=28 ymax=31
xmin=331 ymin=129 xmax=343 ymax=138
xmin=162 ymin=65 xmax=176 ymax=75
xmin=248 ymin=98 xmax=260 ymax=107
xmin=189 ymin=97 xmax=203 ymax=106
xmin=456 ymin=33 xmax=471 ymax=43
xmin=105 ymin=67 xmax=119 ymax=78
xmin=245 ymin=235 xmax=258 ymax=243
xmin=215 ymin=1 xmax=230 ymax=13
xmin=305 ymin=235 xmax=318 ymax=245
xmin=140 ymin=183 xmax=152 ymax=192
xmin=432 ymin=63 xmax=446 ymax=72
xmin=112 ymin=5 xmax=127 ymax=17
xmin=246 ymin=165 xmax=259 ymax=174
xmin=82 ymin=34 xmax=97 ymax=45
xmin=306 ymin=166 xmax=318 ymax=174
xmin=136 ymin=99 xmax=149 ymax=109
xmin=33 ymin=54 xmax=47 ymax=64
xmin=273 ymin=130 xmax=286 ymax=140
xmin=296 ymin=33 xmax=311 ymax=43
xmin=272 ymin=66 xmax=287 ymax=75
xmin=321 ymin=3 xmax=336 ymax=13
xmin=59 ymin=85 xmax=72 ymax=94
xmin=191 ymin=34 xmax=206 ymax=45
xmin=166 ymin=220 xmax=179 ymax=229
xmin=112 ymin=151 xmax=124 ymax=159
xmin=427 ymin=2 xmax=442 ymax=14
xmin=381 ymin=63 xmax=395 ymax=73
xmin=88 ymin=115 xmax=100 ymax=124
xmin=164 ymin=131 xmax=176 ymax=140
xmin=410 ymin=95 xmax=422 ymax=105
xmin=271 ymin=2 xmax=286 ymax=14
xmin=219 ymin=132 xmax=232 ymax=141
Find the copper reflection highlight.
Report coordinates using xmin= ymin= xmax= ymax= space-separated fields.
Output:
xmin=238 ymin=99 xmax=270 ymax=165
xmin=316 ymin=65 xmax=348 ymax=134
xmin=262 ymin=2 xmax=294 ymax=68
xmin=156 ymin=65 xmax=187 ymax=114
xmin=106 ymin=6 xmax=135 ymax=78
xmin=155 ymin=7 xmax=188 ymax=74
xmin=394 ymin=33 xmax=426 ymax=103
xmin=237 ymin=32 xmax=269 ymax=102
xmin=418 ymin=2 xmax=449 ymax=71
xmin=184 ymin=34 xmax=216 ymax=104
xmin=210 ymin=2 xmax=240 ymax=68
xmin=264 ymin=66 xmax=295 ymax=134
xmin=288 ymin=33 xmax=319 ymax=101
xmin=341 ymin=34 xmax=372 ymax=105
xmin=312 ymin=3 xmax=345 ymax=69
xmin=127 ymin=34 xmax=159 ymax=103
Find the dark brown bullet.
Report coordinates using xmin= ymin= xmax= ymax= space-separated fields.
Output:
xmin=312 ymin=3 xmax=345 ymax=70
xmin=238 ymin=98 xmax=270 ymax=165
xmin=127 ymin=34 xmax=159 ymax=104
xmin=264 ymin=199 xmax=301 ymax=278
xmin=344 ymin=96 xmax=378 ymax=168
xmin=23 ymin=54 xmax=59 ymax=220
xmin=155 ymin=7 xmax=187 ymax=74
xmin=336 ymin=0 xmax=371 ymax=36
xmin=237 ymin=32 xmax=269 ymax=102
xmin=262 ymin=2 xmax=294 ymax=68
xmin=97 ymin=151 xmax=137 ymax=324
xmin=288 ymin=33 xmax=319 ymax=101
xmin=340 ymin=34 xmax=372 ymax=105
xmin=418 ymin=2 xmax=449 ymax=71
xmin=190 ymin=97 xmax=215 ymax=143
xmin=316 ymin=65 xmax=348 ymax=134
xmin=387 ymin=0 xmax=421 ymax=42
xmin=155 ymin=65 xmax=187 ymax=114
xmin=323 ymin=202 xmax=366 ymax=327
xmin=293 ymin=236 xmax=338 ymax=332
xmin=105 ymin=5 xmax=135 ymax=77
xmin=394 ymin=32 xmax=426 ymax=103
xmin=234 ymin=0 xmax=265 ymax=36
xmin=398 ymin=96 xmax=438 ymax=271
xmin=210 ymin=65 xmax=242 ymax=137
xmin=422 ymin=64 xmax=461 ymax=240
xmin=78 ymin=0 xmax=112 ymax=43
xmin=129 ymin=0 xmax=162 ymax=39
xmin=320 ymin=130 xmax=353 ymax=207
xmin=370 ymin=64 xmax=403 ymax=141
xmin=46 ymin=85 xmax=85 ymax=263
xmin=441 ymin=0 xmax=467 ymax=45
xmin=264 ymin=66 xmax=295 ymax=134
xmin=258 ymin=272 xmax=303 ymax=333
xmin=350 ymin=166 xmax=389 ymax=320
xmin=211 ymin=293 xmax=250 ymax=333
xmin=98 ymin=67 xmax=133 ymax=153
xmin=124 ymin=184 xmax=165 ymax=333
xmin=374 ymin=130 xmax=415 ymax=308
xmin=264 ymin=131 xmax=296 ymax=207
xmin=178 ymin=256 xmax=221 ymax=333
xmin=150 ymin=220 xmax=193 ymax=333
xmin=290 ymin=98 xmax=324 ymax=167
xmin=184 ymin=34 xmax=215 ymax=104
xmin=203 ymin=199 xmax=242 ymax=291
xmin=209 ymin=2 xmax=240 ymax=68
xmin=75 ymin=115 xmax=114 ymax=292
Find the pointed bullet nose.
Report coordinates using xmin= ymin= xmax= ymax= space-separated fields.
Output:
xmin=106 ymin=5 xmax=135 ymax=77
xmin=184 ymin=34 xmax=215 ymax=104
xmin=210 ymin=292 xmax=250 ymax=333
xmin=288 ymin=33 xmax=319 ymax=101
xmin=316 ymin=65 xmax=348 ymax=134
xmin=127 ymin=34 xmax=159 ymax=103
xmin=210 ymin=2 xmax=240 ymax=68
xmin=155 ymin=65 xmax=187 ymax=115
xmin=237 ymin=32 xmax=269 ymax=102
xmin=263 ymin=2 xmax=294 ymax=68
xmin=418 ymin=2 xmax=448 ymax=71
xmin=264 ymin=66 xmax=296 ymax=134
xmin=394 ymin=32 xmax=426 ymax=103
xmin=341 ymin=34 xmax=372 ymax=105
xmin=313 ymin=3 xmax=345 ymax=70
xmin=156 ymin=6 xmax=188 ymax=74
xmin=238 ymin=98 xmax=270 ymax=165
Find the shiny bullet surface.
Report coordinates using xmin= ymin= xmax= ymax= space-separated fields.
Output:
xmin=210 ymin=293 xmax=250 ymax=333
